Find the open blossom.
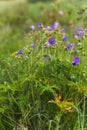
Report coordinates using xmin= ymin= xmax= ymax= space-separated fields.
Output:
xmin=31 ymin=43 xmax=36 ymax=48
xmin=47 ymin=25 xmax=55 ymax=31
xmin=74 ymin=35 xmax=79 ymax=40
xmin=53 ymin=22 xmax=59 ymax=26
xmin=53 ymin=22 xmax=59 ymax=28
xmin=63 ymin=35 xmax=68 ymax=41
xmin=47 ymin=22 xmax=59 ymax=31
xmin=48 ymin=38 xmax=55 ymax=45
xmin=62 ymin=28 xmax=66 ymax=32
xmin=76 ymin=29 xmax=85 ymax=36
xmin=47 ymin=25 xmax=56 ymax=31
xmin=38 ymin=23 xmax=43 ymax=28
xmin=17 ymin=49 xmax=23 ymax=54
xmin=30 ymin=25 xmax=35 ymax=30
xmin=67 ymin=44 xmax=75 ymax=51
xmin=72 ymin=57 xmax=80 ymax=66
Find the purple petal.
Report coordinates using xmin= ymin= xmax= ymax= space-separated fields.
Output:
xmin=62 ymin=28 xmax=66 ymax=32
xmin=17 ymin=49 xmax=23 ymax=54
xmin=63 ymin=35 xmax=68 ymax=41
xmin=74 ymin=57 xmax=80 ymax=64
xmin=48 ymin=38 xmax=55 ymax=45
xmin=38 ymin=23 xmax=43 ymax=28
xmin=30 ymin=25 xmax=35 ymax=30
xmin=67 ymin=44 xmax=75 ymax=51
xmin=72 ymin=56 xmax=80 ymax=65
xmin=76 ymin=29 xmax=84 ymax=36
xmin=72 ymin=62 xmax=76 ymax=66
xmin=31 ymin=43 xmax=36 ymax=48
xmin=74 ymin=35 xmax=79 ymax=40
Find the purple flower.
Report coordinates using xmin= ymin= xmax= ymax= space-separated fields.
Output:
xmin=62 ymin=28 xmax=66 ymax=32
xmin=76 ymin=29 xmax=84 ymax=36
xmin=63 ymin=35 xmax=68 ymax=41
xmin=47 ymin=26 xmax=52 ymax=31
xmin=54 ymin=22 xmax=59 ymax=26
xmin=31 ymin=43 xmax=36 ymax=48
xmin=48 ymin=38 xmax=55 ymax=45
xmin=72 ymin=62 xmax=76 ymax=66
xmin=47 ymin=22 xmax=59 ymax=31
xmin=17 ymin=49 xmax=23 ymax=54
xmin=38 ymin=23 xmax=43 ymax=28
xmin=67 ymin=44 xmax=75 ymax=51
xmin=74 ymin=35 xmax=79 ymax=40
xmin=47 ymin=25 xmax=55 ymax=31
xmin=53 ymin=22 xmax=59 ymax=28
xmin=30 ymin=25 xmax=35 ymax=30
xmin=72 ymin=57 xmax=80 ymax=66
xmin=52 ymin=22 xmax=59 ymax=30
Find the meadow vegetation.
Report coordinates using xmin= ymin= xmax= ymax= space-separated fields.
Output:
xmin=0 ymin=0 xmax=87 ymax=130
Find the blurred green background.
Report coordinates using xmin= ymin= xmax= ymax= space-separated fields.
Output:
xmin=0 ymin=0 xmax=87 ymax=55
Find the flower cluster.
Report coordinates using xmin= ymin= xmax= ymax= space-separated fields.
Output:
xmin=16 ymin=21 xmax=84 ymax=67
xmin=30 ymin=23 xmax=43 ymax=30
xmin=76 ymin=29 xmax=85 ymax=36
xmin=47 ymin=22 xmax=59 ymax=31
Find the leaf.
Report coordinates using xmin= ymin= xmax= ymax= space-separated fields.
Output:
xmin=39 ymin=84 xmax=59 ymax=96
xmin=0 ymin=108 xmax=4 ymax=113
xmin=0 ymin=84 xmax=11 ymax=92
